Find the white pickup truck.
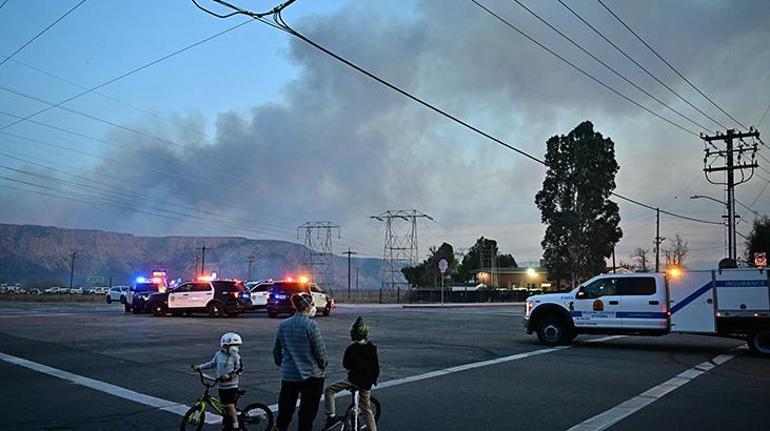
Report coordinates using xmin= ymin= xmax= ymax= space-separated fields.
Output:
xmin=524 ymin=268 xmax=770 ymax=356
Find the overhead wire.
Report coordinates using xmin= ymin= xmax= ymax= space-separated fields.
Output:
xmin=596 ymin=0 xmax=747 ymax=130
xmin=511 ymin=0 xmax=714 ymax=133
xmin=0 ymin=0 xmax=9 ymax=13
xmin=555 ymin=0 xmax=729 ymax=131
xmin=192 ymin=0 xmax=722 ymax=227
xmin=0 ymin=0 xmax=87 ymax=68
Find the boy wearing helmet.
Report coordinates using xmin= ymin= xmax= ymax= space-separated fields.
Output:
xmin=193 ymin=332 xmax=244 ymax=430
xmin=323 ymin=316 xmax=380 ymax=431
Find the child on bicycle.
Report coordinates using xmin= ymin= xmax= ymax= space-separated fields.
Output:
xmin=192 ymin=332 xmax=244 ymax=430
xmin=324 ymin=317 xmax=380 ymax=431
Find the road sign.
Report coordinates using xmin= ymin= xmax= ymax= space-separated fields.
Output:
xmin=438 ymin=258 xmax=448 ymax=274
xmin=88 ymin=276 xmax=105 ymax=285
xmin=754 ymin=252 xmax=767 ymax=267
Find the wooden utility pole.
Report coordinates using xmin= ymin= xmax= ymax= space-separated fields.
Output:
xmin=702 ymin=128 xmax=760 ymax=261
xmin=69 ymin=251 xmax=77 ymax=289
xmin=654 ymin=208 xmax=664 ymax=272
xmin=342 ymin=249 xmax=358 ymax=301
xmin=246 ymin=255 xmax=256 ymax=281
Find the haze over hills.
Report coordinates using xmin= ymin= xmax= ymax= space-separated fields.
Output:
xmin=0 ymin=223 xmax=383 ymax=289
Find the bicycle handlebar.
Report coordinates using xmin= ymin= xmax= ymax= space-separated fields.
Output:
xmin=193 ymin=368 xmax=219 ymax=388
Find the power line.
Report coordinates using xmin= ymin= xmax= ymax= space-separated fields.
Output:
xmin=0 ymin=17 xmax=252 ymax=130
xmin=191 ymin=0 xmax=722 ymax=227
xmin=512 ymin=0 xmax=714 ymax=133
xmin=469 ymin=0 xmax=700 ymax=137
xmin=0 ymin=0 xmax=87 ymax=68
xmin=555 ymin=0 xmax=729 ymax=131
xmin=759 ymin=102 xmax=770 ymax=128
xmin=596 ymin=0 xmax=747 ymax=130
xmin=0 ymin=0 xmax=9 ymax=13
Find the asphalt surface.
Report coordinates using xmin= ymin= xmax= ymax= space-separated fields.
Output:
xmin=0 ymin=301 xmax=766 ymax=430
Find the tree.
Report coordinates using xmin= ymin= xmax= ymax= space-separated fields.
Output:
xmin=663 ymin=234 xmax=688 ymax=267
xmin=535 ymin=121 xmax=622 ymax=287
xmin=631 ymin=247 xmax=650 ymax=272
xmin=401 ymin=242 xmax=457 ymax=288
xmin=745 ymin=216 xmax=770 ymax=265
xmin=456 ymin=236 xmax=517 ymax=284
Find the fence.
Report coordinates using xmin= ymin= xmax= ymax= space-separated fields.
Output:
xmin=333 ymin=288 xmax=539 ymax=304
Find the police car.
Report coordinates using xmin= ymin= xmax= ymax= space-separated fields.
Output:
xmin=145 ymin=279 xmax=252 ymax=317
xmin=524 ymin=268 xmax=770 ymax=356
xmin=246 ymin=281 xmax=273 ymax=310
xmin=125 ymin=278 xmax=166 ymax=313
xmin=266 ymin=279 xmax=333 ymax=318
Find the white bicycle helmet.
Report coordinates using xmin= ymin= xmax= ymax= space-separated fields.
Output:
xmin=220 ymin=332 xmax=243 ymax=348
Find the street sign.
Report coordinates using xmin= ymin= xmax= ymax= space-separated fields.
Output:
xmin=88 ymin=276 xmax=105 ymax=285
xmin=438 ymin=258 xmax=448 ymax=274
xmin=754 ymin=252 xmax=767 ymax=267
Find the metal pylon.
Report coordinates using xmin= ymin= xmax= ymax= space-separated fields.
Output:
xmin=297 ymin=221 xmax=340 ymax=292
xmin=370 ymin=210 xmax=433 ymax=291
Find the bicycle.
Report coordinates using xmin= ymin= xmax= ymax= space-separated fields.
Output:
xmin=180 ymin=369 xmax=274 ymax=431
xmin=328 ymin=389 xmax=382 ymax=431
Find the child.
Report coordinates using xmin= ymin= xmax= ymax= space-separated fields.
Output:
xmin=193 ymin=332 xmax=244 ymax=430
xmin=324 ymin=317 xmax=380 ymax=431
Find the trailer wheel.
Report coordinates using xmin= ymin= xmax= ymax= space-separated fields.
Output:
xmin=747 ymin=329 xmax=770 ymax=357
xmin=536 ymin=316 xmax=568 ymax=345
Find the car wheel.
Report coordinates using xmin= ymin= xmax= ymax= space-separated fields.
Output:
xmin=132 ymin=301 xmax=144 ymax=314
xmin=119 ymin=295 xmax=126 ymax=304
xmin=322 ymin=305 xmax=331 ymax=317
xmin=106 ymin=296 xmax=112 ymax=304
xmin=124 ymin=303 xmax=132 ymax=313
xmin=150 ymin=302 xmax=167 ymax=317
xmin=207 ymin=302 xmax=225 ymax=318
xmin=536 ymin=316 xmax=568 ymax=345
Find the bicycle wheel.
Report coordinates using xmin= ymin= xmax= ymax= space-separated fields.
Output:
xmin=239 ymin=402 xmax=274 ymax=431
xmin=344 ymin=396 xmax=381 ymax=430
xmin=180 ymin=402 xmax=205 ymax=431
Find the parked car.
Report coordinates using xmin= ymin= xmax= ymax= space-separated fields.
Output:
xmin=266 ymin=281 xmax=333 ymax=318
xmin=145 ymin=280 xmax=252 ymax=318
xmin=125 ymin=281 xmax=165 ymax=313
xmin=90 ymin=286 xmax=108 ymax=295
xmin=44 ymin=287 xmax=62 ymax=295
xmin=69 ymin=287 xmax=84 ymax=295
xmin=246 ymin=281 xmax=273 ymax=310
xmin=106 ymin=286 xmax=129 ymax=304
xmin=26 ymin=288 xmax=41 ymax=295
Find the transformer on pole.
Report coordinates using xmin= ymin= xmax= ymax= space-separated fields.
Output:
xmin=370 ymin=210 xmax=434 ymax=292
xmin=297 ymin=221 xmax=340 ymax=293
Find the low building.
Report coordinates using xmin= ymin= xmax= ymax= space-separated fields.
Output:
xmin=472 ymin=267 xmax=562 ymax=292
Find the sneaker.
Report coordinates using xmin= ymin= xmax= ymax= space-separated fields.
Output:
xmin=324 ymin=416 xmax=343 ymax=430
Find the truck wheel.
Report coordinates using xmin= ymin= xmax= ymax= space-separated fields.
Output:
xmin=747 ymin=329 xmax=770 ymax=357
xmin=536 ymin=317 xmax=568 ymax=345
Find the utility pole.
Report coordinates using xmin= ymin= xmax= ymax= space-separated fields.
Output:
xmin=197 ymin=245 xmax=207 ymax=276
xmin=69 ymin=251 xmax=77 ymax=289
xmin=355 ymin=267 xmax=359 ymax=291
xmin=702 ymin=128 xmax=760 ymax=261
xmin=654 ymin=208 xmax=664 ymax=272
xmin=343 ymin=248 xmax=358 ymax=301
xmin=194 ymin=255 xmax=200 ymax=278
xmin=246 ymin=255 xmax=256 ymax=281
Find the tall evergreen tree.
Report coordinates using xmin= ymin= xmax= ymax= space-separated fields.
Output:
xmin=535 ymin=121 xmax=622 ymax=286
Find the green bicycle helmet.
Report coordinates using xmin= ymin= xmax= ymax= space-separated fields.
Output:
xmin=350 ymin=316 xmax=369 ymax=341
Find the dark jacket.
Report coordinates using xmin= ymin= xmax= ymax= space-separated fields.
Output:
xmin=343 ymin=341 xmax=380 ymax=390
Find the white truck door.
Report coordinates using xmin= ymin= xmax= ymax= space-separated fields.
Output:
xmin=169 ymin=283 xmax=192 ymax=309
xmin=669 ymin=270 xmax=716 ymax=334
xmin=573 ymin=277 xmax=623 ymax=329
xmin=619 ymin=276 xmax=668 ymax=330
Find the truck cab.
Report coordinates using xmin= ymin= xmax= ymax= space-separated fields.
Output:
xmin=525 ymin=273 xmax=668 ymax=344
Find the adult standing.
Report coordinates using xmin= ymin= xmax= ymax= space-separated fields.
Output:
xmin=273 ymin=292 xmax=328 ymax=431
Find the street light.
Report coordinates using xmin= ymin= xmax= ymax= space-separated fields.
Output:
xmin=690 ymin=194 xmax=726 ymax=206
xmin=526 ymin=267 xmax=537 ymax=278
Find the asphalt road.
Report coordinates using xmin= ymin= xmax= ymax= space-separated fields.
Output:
xmin=0 ymin=301 xmax=766 ymax=430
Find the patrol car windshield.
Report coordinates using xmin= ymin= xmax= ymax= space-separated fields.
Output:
xmin=212 ymin=281 xmax=246 ymax=292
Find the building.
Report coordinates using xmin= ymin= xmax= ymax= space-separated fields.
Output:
xmin=472 ymin=267 xmax=562 ymax=292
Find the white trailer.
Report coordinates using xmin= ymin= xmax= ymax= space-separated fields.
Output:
xmin=524 ymin=268 xmax=770 ymax=356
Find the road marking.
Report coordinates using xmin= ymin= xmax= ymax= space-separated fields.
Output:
xmin=566 ymin=349 xmax=742 ymax=431
xmin=0 ymin=351 xmax=221 ymax=424
xmin=267 ymin=335 xmax=626 ymax=412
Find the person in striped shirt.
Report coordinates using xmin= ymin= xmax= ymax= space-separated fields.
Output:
xmin=273 ymin=292 xmax=328 ymax=431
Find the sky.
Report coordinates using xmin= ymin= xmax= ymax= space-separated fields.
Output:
xmin=0 ymin=0 xmax=768 ymax=269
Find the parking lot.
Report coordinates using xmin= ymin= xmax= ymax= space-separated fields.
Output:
xmin=0 ymin=301 xmax=767 ymax=430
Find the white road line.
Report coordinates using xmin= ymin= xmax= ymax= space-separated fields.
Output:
xmin=266 ymin=335 xmax=626 ymax=412
xmin=566 ymin=349 xmax=742 ymax=431
xmin=0 ymin=352 xmax=221 ymax=424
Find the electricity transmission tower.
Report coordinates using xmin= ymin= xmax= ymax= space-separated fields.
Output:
xmin=297 ymin=221 xmax=340 ymax=292
xmin=370 ymin=210 xmax=434 ymax=291
xmin=702 ymin=127 xmax=760 ymax=261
